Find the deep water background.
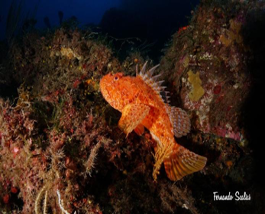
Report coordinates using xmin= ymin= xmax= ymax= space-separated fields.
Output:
xmin=0 ymin=0 xmax=200 ymax=60
xmin=0 ymin=0 xmax=120 ymax=38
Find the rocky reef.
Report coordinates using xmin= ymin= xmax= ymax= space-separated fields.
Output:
xmin=0 ymin=0 xmax=264 ymax=213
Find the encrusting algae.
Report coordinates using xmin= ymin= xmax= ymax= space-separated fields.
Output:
xmin=100 ymin=62 xmax=207 ymax=181
xmin=187 ymin=70 xmax=205 ymax=102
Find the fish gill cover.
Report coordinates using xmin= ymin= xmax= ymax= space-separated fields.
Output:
xmin=0 ymin=0 xmax=264 ymax=213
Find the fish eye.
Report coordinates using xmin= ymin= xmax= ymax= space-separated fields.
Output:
xmin=114 ymin=76 xmax=119 ymax=81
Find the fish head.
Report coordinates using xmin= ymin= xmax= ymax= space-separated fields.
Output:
xmin=100 ymin=72 xmax=137 ymax=111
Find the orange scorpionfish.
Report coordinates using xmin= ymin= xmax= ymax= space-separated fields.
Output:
xmin=100 ymin=62 xmax=207 ymax=181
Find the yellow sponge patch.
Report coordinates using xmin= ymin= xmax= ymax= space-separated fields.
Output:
xmin=187 ymin=70 xmax=205 ymax=101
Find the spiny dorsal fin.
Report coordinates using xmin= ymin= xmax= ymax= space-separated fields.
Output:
xmin=137 ymin=61 xmax=170 ymax=104
xmin=166 ymin=105 xmax=191 ymax=138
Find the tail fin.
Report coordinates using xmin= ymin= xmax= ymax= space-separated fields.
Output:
xmin=164 ymin=144 xmax=207 ymax=181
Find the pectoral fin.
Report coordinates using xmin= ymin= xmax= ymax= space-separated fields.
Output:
xmin=134 ymin=124 xmax=145 ymax=136
xmin=118 ymin=104 xmax=150 ymax=136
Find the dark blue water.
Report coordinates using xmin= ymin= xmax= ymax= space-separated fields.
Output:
xmin=0 ymin=0 xmax=119 ymax=39
xmin=0 ymin=0 xmax=199 ymax=43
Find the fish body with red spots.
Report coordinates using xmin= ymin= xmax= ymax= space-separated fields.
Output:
xmin=100 ymin=62 xmax=207 ymax=181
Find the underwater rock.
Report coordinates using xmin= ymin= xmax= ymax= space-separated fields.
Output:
xmin=160 ymin=0 xmax=261 ymax=143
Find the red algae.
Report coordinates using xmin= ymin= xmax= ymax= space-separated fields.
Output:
xmin=213 ymin=85 xmax=222 ymax=94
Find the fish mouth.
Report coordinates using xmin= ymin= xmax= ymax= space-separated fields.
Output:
xmin=100 ymin=74 xmax=113 ymax=102
xmin=99 ymin=77 xmax=108 ymax=96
